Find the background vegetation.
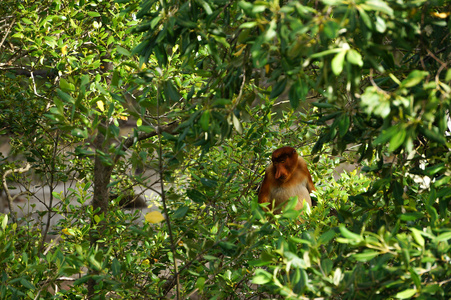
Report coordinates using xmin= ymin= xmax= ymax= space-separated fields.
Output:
xmin=0 ymin=0 xmax=450 ymax=299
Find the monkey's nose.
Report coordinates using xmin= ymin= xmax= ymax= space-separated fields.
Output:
xmin=276 ymin=175 xmax=286 ymax=181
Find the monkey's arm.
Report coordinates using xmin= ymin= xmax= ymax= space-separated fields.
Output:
xmin=258 ymin=167 xmax=273 ymax=210
xmin=298 ymin=157 xmax=316 ymax=192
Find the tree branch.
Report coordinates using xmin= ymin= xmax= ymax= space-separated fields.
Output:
xmin=2 ymin=163 xmax=31 ymax=223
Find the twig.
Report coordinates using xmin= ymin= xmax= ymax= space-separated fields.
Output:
xmin=2 ymin=163 xmax=31 ymax=223
xmin=156 ymin=87 xmax=181 ymax=299
xmin=369 ymin=69 xmax=389 ymax=95
xmin=0 ymin=18 xmax=15 ymax=50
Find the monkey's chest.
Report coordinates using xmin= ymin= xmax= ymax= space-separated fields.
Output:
xmin=269 ymin=183 xmax=310 ymax=205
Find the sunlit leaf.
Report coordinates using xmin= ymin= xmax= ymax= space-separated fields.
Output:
xmin=388 ymin=128 xmax=406 ymax=151
xmin=332 ymin=50 xmax=346 ymax=75
xmin=232 ymin=114 xmax=243 ymax=134
xmin=352 ymin=251 xmax=380 ymax=261
xmin=395 ymin=289 xmax=417 ymax=299
xmin=96 ymin=100 xmax=105 ymax=112
xmin=145 ymin=211 xmax=165 ymax=223
xmin=347 ymin=49 xmax=363 ymax=66
xmin=252 ymin=269 xmax=272 ymax=284
xmin=401 ymin=70 xmax=428 ymax=88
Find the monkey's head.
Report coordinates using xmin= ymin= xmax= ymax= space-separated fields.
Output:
xmin=271 ymin=146 xmax=298 ymax=182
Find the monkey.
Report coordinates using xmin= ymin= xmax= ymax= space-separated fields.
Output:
xmin=258 ymin=146 xmax=316 ymax=215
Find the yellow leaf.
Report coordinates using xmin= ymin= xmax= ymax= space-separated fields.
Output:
xmin=265 ymin=64 xmax=270 ymax=74
xmin=61 ymin=45 xmax=68 ymax=55
xmin=145 ymin=211 xmax=165 ymax=223
xmin=431 ymin=11 xmax=450 ymax=19
xmin=96 ymin=100 xmax=105 ymax=111
xmin=62 ymin=228 xmax=73 ymax=236
xmin=233 ymin=44 xmax=246 ymax=57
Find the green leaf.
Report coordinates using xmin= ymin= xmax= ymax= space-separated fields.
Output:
xmin=318 ymin=229 xmax=336 ymax=245
xmin=347 ymin=49 xmax=363 ymax=66
xmin=150 ymin=16 xmax=161 ymax=29
xmin=116 ymin=46 xmax=131 ymax=57
xmin=87 ymin=12 xmax=101 ymax=17
xmin=388 ymin=127 xmax=406 ymax=151
xmin=187 ymin=189 xmax=206 ymax=203
xmin=424 ymin=163 xmax=445 ymax=176
xmin=232 ymin=114 xmax=243 ymax=135
xmin=57 ymin=89 xmax=75 ymax=104
xmin=419 ymin=126 xmax=446 ymax=144
xmin=357 ymin=7 xmax=373 ymax=29
xmin=60 ymin=78 xmax=75 ymax=92
xmin=395 ymin=289 xmax=417 ymax=299
xmin=353 ymin=251 xmax=380 ymax=261
xmin=374 ymin=126 xmax=398 ymax=145
xmin=264 ymin=19 xmax=277 ymax=42
xmin=288 ymin=79 xmax=308 ymax=109
xmin=409 ymin=267 xmax=421 ymax=289
xmin=111 ymin=258 xmax=121 ymax=276
xmin=331 ymin=50 xmax=346 ymax=75
xmin=71 ymin=128 xmax=88 ymax=139
xmin=284 ymin=251 xmax=308 ymax=269
xmin=1 ymin=214 xmax=7 ymax=230
xmin=239 ymin=22 xmax=257 ymax=29
xmin=338 ymin=114 xmax=350 ymax=137
xmin=197 ymin=0 xmax=212 ymax=14
xmin=252 ymin=269 xmax=272 ymax=284
xmin=94 ymin=215 xmax=101 ymax=224
xmin=401 ymin=70 xmax=428 ymax=88
xmin=196 ymin=277 xmax=206 ymax=291
xmin=310 ymin=48 xmax=342 ymax=58
xmin=339 ymin=226 xmax=363 ymax=243
xmin=399 ymin=212 xmax=424 ymax=221
xmin=445 ymin=68 xmax=451 ymax=82
xmin=363 ymin=0 xmax=394 ymax=17
xmin=20 ymin=278 xmax=35 ymax=290
xmin=163 ymin=80 xmax=181 ymax=102
xmin=138 ymin=125 xmax=155 ymax=133
xmin=270 ymin=78 xmax=287 ymax=99
xmin=375 ymin=15 xmax=387 ymax=33
xmin=436 ymin=231 xmax=451 ymax=242
xmin=199 ymin=110 xmax=210 ymax=131
xmin=324 ymin=20 xmax=340 ymax=38
xmin=173 ymin=206 xmax=189 ymax=219
xmin=333 ymin=268 xmax=342 ymax=286
xmin=89 ymin=255 xmax=102 ymax=271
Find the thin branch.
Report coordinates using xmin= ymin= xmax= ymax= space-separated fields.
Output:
xmin=0 ymin=17 xmax=15 ymax=50
xmin=369 ymin=68 xmax=389 ymax=95
xmin=2 ymin=163 xmax=31 ymax=223
xmin=40 ymin=133 xmax=60 ymax=251
xmin=156 ymin=88 xmax=181 ymax=299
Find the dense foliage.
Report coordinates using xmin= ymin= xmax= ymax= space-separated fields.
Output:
xmin=0 ymin=0 xmax=450 ymax=299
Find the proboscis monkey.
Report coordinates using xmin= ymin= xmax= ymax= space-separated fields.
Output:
xmin=258 ymin=146 xmax=316 ymax=214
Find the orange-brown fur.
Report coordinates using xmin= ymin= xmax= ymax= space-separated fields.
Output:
xmin=258 ymin=147 xmax=316 ymax=213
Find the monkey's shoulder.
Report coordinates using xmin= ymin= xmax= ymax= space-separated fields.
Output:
xmin=296 ymin=156 xmax=308 ymax=168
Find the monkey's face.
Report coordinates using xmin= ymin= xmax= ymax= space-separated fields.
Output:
xmin=273 ymin=158 xmax=296 ymax=182
xmin=271 ymin=146 xmax=298 ymax=183
xmin=274 ymin=161 xmax=289 ymax=182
